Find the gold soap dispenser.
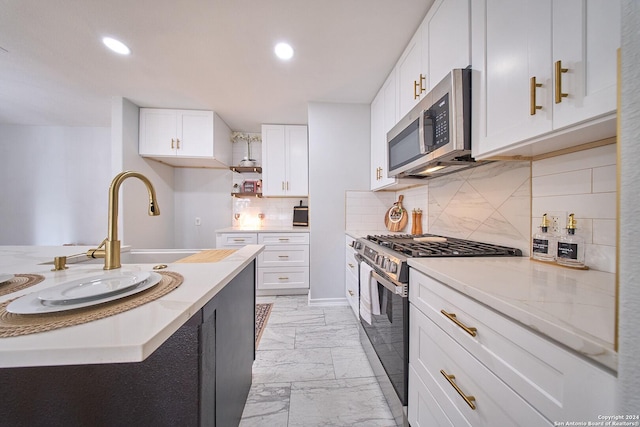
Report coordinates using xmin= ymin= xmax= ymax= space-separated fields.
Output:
xmin=556 ymin=213 xmax=585 ymax=268
xmin=532 ymin=213 xmax=556 ymax=262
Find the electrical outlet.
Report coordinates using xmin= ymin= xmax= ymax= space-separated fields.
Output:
xmin=547 ymin=211 xmax=566 ymax=235
xmin=195 ymin=217 xmax=201 ymax=226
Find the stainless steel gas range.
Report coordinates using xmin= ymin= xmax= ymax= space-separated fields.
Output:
xmin=355 ymin=233 xmax=522 ymax=426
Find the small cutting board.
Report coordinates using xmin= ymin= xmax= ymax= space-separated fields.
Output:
xmin=175 ymin=249 xmax=237 ymax=263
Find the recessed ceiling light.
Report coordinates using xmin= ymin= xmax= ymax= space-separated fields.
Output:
xmin=274 ymin=42 xmax=294 ymax=60
xmin=102 ymin=37 xmax=131 ymax=55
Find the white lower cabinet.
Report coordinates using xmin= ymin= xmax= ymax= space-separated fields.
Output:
xmin=409 ymin=268 xmax=616 ymax=426
xmin=257 ymin=233 xmax=309 ymax=294
xmin=345 ymin=235 xmax=359 ymax=318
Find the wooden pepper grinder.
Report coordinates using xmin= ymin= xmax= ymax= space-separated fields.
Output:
xmin=414 ymin=208 xmax=423 ymax=235
xmin=411 ymin=209 xmax=417 ymax=234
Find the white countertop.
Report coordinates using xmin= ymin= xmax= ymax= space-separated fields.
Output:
xmin=216 ymin=226 xmax=310 ymax=233
xmin=407 ymin=257 xmax=617 ymax=371
xmin=0 ymin=244 xmax=263 ymax=368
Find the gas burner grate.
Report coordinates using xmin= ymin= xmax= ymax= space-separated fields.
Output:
xmin=365 ymin=234 xmax=522 ymax=258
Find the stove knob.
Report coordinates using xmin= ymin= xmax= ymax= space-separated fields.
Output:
xmin=388 ymin=261 xmax=398 ymax=274
xmin=381 ymin=257 xmax=389 ymax=269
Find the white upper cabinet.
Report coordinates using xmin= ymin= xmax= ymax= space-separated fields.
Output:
xmin=139 ymin=108 xmax=231 ymax=168
xmin=397 ymin=28 xmax=427 ymax=119
xmin=427 ymin=0 xmax=471 ymax=88
xmin=261 ymin=124 xmax=309 ymax=197
xmin=472 ymin=0 xmax=620 ymax=159
xmin=371 ymin=71 xmax=400 ymax=190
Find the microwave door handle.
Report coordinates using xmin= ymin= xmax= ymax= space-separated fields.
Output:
xmin=419 ymin=109 xmax=427 ymax=154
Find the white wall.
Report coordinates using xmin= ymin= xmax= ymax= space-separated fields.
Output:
xmin=308 ymin=102 xmax=370 ymax=304
xmin=618 ymin=0 xmax=640 ymax=413
xmin=0 ymin=124 xmax=110 ymax=245
xmin=111 ymin=97 xmax=175 ymax=249
xmin=174 ymin=168 xmax=232 ymax=248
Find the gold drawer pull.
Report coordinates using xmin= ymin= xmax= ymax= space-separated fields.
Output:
xmin=530 ymin=76 xmax=542 ymax=115
xmin=171 ymin=138 xmax=175 ymax=149
xmin=348 ymin=263 xmax=355 ymax=268
xmin=278 ymin=255 xmax=290 ymax=259
xmin=176 ymin=138 xmax=181 ymax=149
xmin=441 ymin=310 xmax=477 ymax=337
xmin=440 ymin=370 xmax=476 ymax=410
xmin=555 ymin=60 xmax=568 ymax=103
xmin=348 ymin=290 xmax=354 ymax=296
xmin=278 ymin=277 xmax=289 ymax=280
xmin=278 ymin=238 xmax=290 ymax=241
xmin=233 ymin=239 xmax=246 ymax=242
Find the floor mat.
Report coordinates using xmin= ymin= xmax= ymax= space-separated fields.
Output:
xmin=255 ymin=303 xmax=273 ymax=348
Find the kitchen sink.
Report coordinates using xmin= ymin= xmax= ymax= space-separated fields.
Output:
xmin=43 ymin=250 xmax=200 ymax=266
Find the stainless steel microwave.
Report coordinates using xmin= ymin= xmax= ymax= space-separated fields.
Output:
xmin=387 ymin=68 xmax=478 ymax=179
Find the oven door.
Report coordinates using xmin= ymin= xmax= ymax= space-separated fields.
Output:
xmin=360 ymin=269 xmax=409 ymax=406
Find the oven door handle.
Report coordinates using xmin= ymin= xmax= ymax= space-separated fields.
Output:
xmin=371 ymin=270 xmax=408 ymax=297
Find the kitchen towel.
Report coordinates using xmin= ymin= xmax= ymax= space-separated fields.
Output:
xmin=359 ymin=262 xmax=381 ymax=325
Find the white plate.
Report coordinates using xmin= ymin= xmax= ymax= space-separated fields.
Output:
xmin=0 ymin=273 xmax=14 ymax=284
xmin=37 ymin=271 xmax=151 ymax=305
xmin=7 ymin=272 xmax=162 ymax=315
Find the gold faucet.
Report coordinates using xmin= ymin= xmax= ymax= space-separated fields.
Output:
xmin=87 ymin=171 xmax=160 ymax=270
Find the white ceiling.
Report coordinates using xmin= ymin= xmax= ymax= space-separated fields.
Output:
xmin=0 ymin=0 xmax=433 ymax=132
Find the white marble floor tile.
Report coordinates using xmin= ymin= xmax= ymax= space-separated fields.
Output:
xmin=257 ymin=326 xmax=296 ymax=351
xmin=252 ymin=348 xmax=336 ymax=383
xmin=294 ymin=324 xmax=360 ymax=349
xmin=331 ymin=346 xmax=375 ymax=379
xmin=288 ymin=378 xmax=397 ymax=427
xmin=267 ymin=311 xmax=326 ymax=328
xmin=239 ymin=382 xmax=291 ymax=427
xmin=324 ymin=306 xmax=359 ymax=325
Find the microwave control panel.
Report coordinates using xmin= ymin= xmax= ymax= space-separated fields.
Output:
xmin=424 ymin=93 xmax=449 ymax=152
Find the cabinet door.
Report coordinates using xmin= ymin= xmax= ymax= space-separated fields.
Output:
xmin=397 ymin=29 xmax=426 ymax=119
xmin=139 ymin=109 xmax=178 ymax=156
xmin=370 ymin=89 xmax=385 ymax=190
xmin=371 ymin=71 xmax=399 ymax=190
xmin=473 ymin=0 xmax=553 ymax=156
xmin=428 ymin=0 xmax=471 ymax=88
xmin=551 ymin=0 xmax=620 ymax=129
xmin=261 ymin=125 xmax=287 ymax=196
xmin=285 ymin=125 xmax=309 ymax=196
xmin=178 ymin=110 xmax=214 ymax=157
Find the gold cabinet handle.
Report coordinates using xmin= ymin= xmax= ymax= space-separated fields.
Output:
xmin=441 ymin=310 xmax=477 ymax=337
xmin=530 ymin=76 xmax=543 ymax=115
xmin=171 ymin=138 xmax=175 ymax=149
xmin=279 ymin=238 xmax=290 ymax=241
xmin=286 ymin=181 xmax=290 ymax=190
xmin=413 ymin=74 xmax=426 ymax=99
xmin=282 ymin=181 xmax=285 ymax=191
xmin=348 ymin=290 xmax=354 ymax=296
xmin=440 ymin=370 xmax=476 ymax=410
xmin=176 ymin=138 xmax=180 ymax=149
xmin=555 ymin=60 xmax=568 ymax=103
xmin=348 ymin=263 xmax=355 ymax=268
xmin=278 ymin=277 xmax=289 ymax=280
xmin=233 ymin=238 xmax=246 ymax=242
xmin=278 ymin=255 xmax=290 ymax=258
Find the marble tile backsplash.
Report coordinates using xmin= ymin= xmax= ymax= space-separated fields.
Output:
xmin=427 ymin=161 xmax=532 ymax=254
xmin=532 ymin=144 xmax=617 ymax=273
xmin=344 ymin=191 xmax=397 ymax=233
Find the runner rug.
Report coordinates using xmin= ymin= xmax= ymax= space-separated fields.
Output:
xmin=255 ymin=303 xmax=273 ymax=348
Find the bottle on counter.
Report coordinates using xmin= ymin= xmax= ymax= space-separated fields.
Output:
xmin=532 ymin=213 xmax=556 ymax=262
xmin=556 ymin=213 xmax=585 ymax=268
xmin=414 ymin=209 xmax=423 ymax=235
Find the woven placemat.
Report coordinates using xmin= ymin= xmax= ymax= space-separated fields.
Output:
xmin=0 ymin=274 xmax=45 ymax=298
xmin=0 ymin=271 xmax=183 ymax=338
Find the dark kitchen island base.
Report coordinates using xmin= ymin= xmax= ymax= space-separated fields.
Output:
xmin=0 ymin=261 xmax=256 ymax=427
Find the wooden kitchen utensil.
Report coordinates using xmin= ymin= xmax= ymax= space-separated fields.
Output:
xmin=385 ymin=195 xmax=408 ymax=231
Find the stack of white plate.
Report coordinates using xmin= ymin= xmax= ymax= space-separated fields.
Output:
xmin=7 ymin=271 xmax=162 ymax=314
